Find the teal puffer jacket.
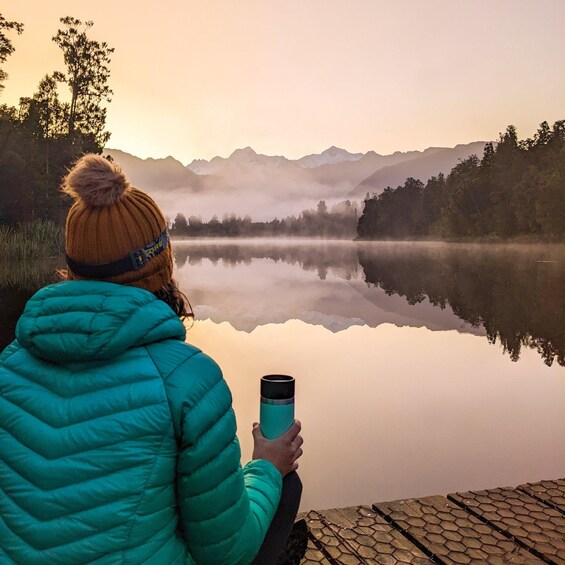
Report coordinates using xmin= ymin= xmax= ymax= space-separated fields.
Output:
xmin=0 ymin=280 xmax=282 ymax=564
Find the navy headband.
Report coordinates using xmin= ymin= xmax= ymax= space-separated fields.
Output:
xmin=66 ymin=230 xmax=170 ymax=279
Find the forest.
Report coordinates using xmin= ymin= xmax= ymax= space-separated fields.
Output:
xmin=170 ymin=200 xmax=359 ymax=238
xmin=357 ymin=121 xmax=565 ymax=240
xmin=0 ymin=15 xmax=113 ymax=225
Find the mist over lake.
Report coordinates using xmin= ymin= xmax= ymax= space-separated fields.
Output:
xmin=173 ymin=240 xmax=563 ymax=365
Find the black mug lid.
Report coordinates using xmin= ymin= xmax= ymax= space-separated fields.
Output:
xmin=261 ymin=374 xmax=295 ymax=400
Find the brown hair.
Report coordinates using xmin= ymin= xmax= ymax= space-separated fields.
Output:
xmin=153 ymin=278 xmax=194 ymax=323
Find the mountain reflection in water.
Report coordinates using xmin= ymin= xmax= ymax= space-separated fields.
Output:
xmin=187 ymin=318 xmax=564 ymax=511
xmin=173 ymin=240 xmax=564 ymax=366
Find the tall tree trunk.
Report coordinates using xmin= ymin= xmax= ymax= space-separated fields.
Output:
xmin=69 ymin=86 xmax=77 ymax=135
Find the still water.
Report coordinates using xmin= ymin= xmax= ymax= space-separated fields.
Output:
xmin=1 ymin=240 xmax=564 ymax=511
xmin=175 ymin=240 xmax=564 ymax=511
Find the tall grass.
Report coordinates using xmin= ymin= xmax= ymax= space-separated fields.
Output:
xmin=0 ymin=220 xmax=64 ymax=289
xmin=0 ymin=259 xmax=62 ymax=289
xmin=0 ymin=219 xmax=64 ymax=260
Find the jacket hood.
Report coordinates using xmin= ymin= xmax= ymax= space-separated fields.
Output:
xmin=16 ymin=280 xmax=186 ymax=362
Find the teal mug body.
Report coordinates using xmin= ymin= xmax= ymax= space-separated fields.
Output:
xmin=260 ymin=375 xmax=295 ymax=440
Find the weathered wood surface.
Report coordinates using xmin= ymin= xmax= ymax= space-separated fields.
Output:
xmin=375 ymin=495 xmax=542 ymax=564
xmin=517 ymin=479 xmax=565 ymax=514
xmin=302 ymin=506 xmax=432 ymax=564
xmin=449 ymin=488 xmax=565 ymax=564
xmin=299 ymin=478 xmax=564 ymax=564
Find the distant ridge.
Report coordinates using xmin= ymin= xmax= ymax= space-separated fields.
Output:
xmin=104 ymin=141 xmax=491 ymax=221
xmin=349 ymin=142 xmax=488 ymax=199
xmin=105 ymin=148 xmax=203 ymax=191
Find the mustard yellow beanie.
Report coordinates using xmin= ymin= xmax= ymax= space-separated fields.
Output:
xmin=62 ymin=154 xmax=173 ymax=292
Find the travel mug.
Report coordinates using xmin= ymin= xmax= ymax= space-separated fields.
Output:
xmin=260 ymin=375 xmax=295 ymax=440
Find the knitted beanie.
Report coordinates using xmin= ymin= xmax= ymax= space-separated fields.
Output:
xmin=62 ymin=154 xmax=173 ymax=292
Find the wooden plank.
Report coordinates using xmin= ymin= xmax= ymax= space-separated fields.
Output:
xmin=316 ymin=505 xmax=433 ymax=564
xmin=304 ymin=509 xmax=361 ymax=564
xmin=518 ymin=479 xmax=565 ymax=514
xmin=301 ymin=537 xmax=332 ymax=564
xmin=449 ymin=487 xmax=565 ymax=564
xmin=374 ymin=495 xmax=543 ymax=564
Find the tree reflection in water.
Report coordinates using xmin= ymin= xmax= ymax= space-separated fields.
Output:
xmin=173 ymin=240 xmax=361 ymax=281
xmin=174 ymin=240 xmax=564 ymax=367
xmin=357 ymin=243 xmax=564 ymax=367
xmin=1 ymin=242 xmax=563 ymax=367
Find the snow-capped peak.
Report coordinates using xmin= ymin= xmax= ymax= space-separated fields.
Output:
xmin=297 ymin=146 xmax=365 ymax=168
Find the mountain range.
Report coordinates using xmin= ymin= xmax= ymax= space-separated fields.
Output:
xmin=106 ymin=141 xmax=488 ymax=221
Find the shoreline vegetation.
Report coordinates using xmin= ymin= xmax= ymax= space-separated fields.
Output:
xmin=1 ymin=219 xmax=563 ymax=267
xmin=2 ymin=219 xmax=563 ymax=263
xmin=0 ymin=220 xmax=63 ymax=288
xmin=0 ymin=220 xmax=64 ymax=260
xmin=358 ymin=121 xmax=565 ymax=241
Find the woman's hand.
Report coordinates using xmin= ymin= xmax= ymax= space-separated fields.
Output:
xmin=252 ymin=420 xmax=304 ymax=476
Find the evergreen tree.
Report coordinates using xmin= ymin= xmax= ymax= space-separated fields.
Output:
xmin=52 ymin=17 xmax=114 ymax=152
xmin=0 ymin=15 xmax=114 ymax=225
xmin=171 ymin=213 xmax=189 ymax=235
xmin=357 ymin=121 xmax=564 ymax=241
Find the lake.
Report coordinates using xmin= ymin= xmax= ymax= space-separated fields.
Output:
xmin=1 ymin=240 xmax=564 ymax=511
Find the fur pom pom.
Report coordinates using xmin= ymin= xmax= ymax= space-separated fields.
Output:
xmin=62 ymin=154 xmax=130 ymax=207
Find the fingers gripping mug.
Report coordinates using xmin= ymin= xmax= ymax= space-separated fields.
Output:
xmin=260 ymin=375 xmax=295 ymax=440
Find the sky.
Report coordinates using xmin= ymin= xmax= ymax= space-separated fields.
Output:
xmin=2 ymin=0 xmax=564 ymax=163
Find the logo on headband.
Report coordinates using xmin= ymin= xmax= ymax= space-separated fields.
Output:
xmin=131 ymin=231 xmax=169 ymax=269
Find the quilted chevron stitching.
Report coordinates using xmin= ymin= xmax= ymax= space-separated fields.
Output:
xmin=0 ymin=482 xmax=138 ymax=523
xmin=1 ymin=371 xmax=158 ymax=400
xmin=1 ymin=483 xmax=175 ymax=557
xmin=0 ymin=393 xmax=165 ymax=429
xmin=1 ymin=501 xmax=129 ymax=551
xmin=0 ymin=424 xmax=158 ymax=461
xmin=0 ymin=455 xmax=149 ymax=493
xmin=0 ymin=285 xmax=189 ymax=563
xmin=3 ymin=350 xmax=157 ymax=398
xmin=0 ymin=401 xmax=166 ymax=459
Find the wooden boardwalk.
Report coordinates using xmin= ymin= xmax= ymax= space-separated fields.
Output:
xmin=299 ymin=478 xmax=565 ymax=564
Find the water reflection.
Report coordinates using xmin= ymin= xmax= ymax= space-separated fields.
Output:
xmin=173 ymin=239 xmax=361 ymax=281
xmin=1 ymin=241 xmax=563 ymax=366
xmin=1 ymin=241 xmax=563 ymax=511
xmin=173 ymin=240 xmax=564 ymax=366
xmin=357 ymin=243 xmax=564 ymax=367
xmin=187 ymin=318 xmax=564 ymax=511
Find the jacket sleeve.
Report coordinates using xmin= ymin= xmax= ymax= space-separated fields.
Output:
xmin=162 ymin=345 xmax=283 ymax=565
